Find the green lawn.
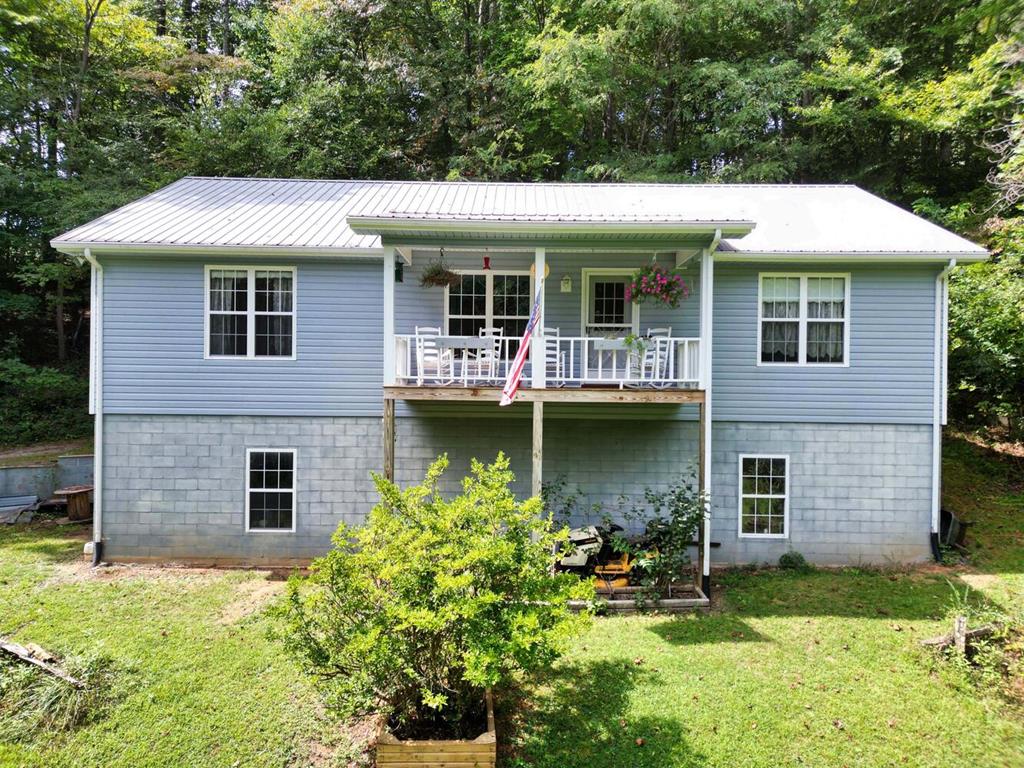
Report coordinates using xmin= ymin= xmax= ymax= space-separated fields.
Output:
xmin=0 ymin=436 xmax=1022 ymax=768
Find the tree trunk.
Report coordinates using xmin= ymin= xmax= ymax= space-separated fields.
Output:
xmin=54 ymin=280 xmax=67 ymax=364
xmin=182 ymin=0 xmax=194 ymax=48
xmin=155 ymin=0 xmax=167 ymax=35
xmin=221 ymin=0 xmax=232 ymax=55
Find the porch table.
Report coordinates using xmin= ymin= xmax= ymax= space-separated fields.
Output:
xmin=435 ymin=336 xmax=501 ymax=385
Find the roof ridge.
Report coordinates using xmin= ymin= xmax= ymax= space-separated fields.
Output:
xmin=181 ymin=175 xmax=860 ymax=189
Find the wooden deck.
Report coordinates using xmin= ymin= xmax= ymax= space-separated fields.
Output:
xmin=383 ymin=385 xmax=705 ymax=404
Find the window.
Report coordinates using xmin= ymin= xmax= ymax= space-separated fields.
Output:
xmin=582 ymin=269 xmax=637 ymax=336
xmin=738 ymin=455 xmax=788 ymax=538
xmin=758 ymin=274 xmax=849 ymax=365
xmin=246 ymin=449 xmax=296 ymax=532
xmin=446 ymin=272 xmax=532 ymax=337
xmin=207 ymin=267 xmax=295 ymax=358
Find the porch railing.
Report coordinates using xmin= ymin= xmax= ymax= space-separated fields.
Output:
xmin=393 ymin=334 xmax=701 ymax=389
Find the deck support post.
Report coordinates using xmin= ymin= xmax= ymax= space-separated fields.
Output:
xmin=531 ymin=400 xmax=543 ymax=499
xmin=383 ymin=397 xmax=395 ymax=481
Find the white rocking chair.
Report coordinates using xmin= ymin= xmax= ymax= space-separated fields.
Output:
xmin=415 ymin=326 xmax=454 ymax=385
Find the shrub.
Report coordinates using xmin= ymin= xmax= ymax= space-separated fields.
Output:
xmin=608 ymin=474 xmax=706 ymax=600
xmin=0 ymin=358 xmax=90 ymax=447
xmin=778 ymin=550 xmax=812 ymax=572
xmin=278 ymin=454 xmax=592 ymax=739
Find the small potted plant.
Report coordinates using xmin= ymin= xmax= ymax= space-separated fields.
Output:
xmin=625 ymin=262 xmax=690 ymax=308
xmin=419 ymin=250 xmax=462 ymax=289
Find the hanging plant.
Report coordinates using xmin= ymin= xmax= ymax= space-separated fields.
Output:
xmin=419 ymin=250 xmax=462 ymax=289
xmin=626 ymin=262 xmax=690 ymax=308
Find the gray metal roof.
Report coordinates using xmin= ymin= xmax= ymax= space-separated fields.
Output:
xmin=52 ymin=176 xmax=988 ymax=258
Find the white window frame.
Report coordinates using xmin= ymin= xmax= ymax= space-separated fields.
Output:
xmin=579 ymin=268 xmax=641 ymax=337
xmin=244 ymin=448 xmax=297 ymax=533
xmin=756 ymin=273 xmax=850 ymax=367
xmin=737 ymin=453 xmax=790 ymax=540
xmin=443 ymin=270 xmax=533 ymax=335
xmin=204 ymin=265 xmax=297 ymax=360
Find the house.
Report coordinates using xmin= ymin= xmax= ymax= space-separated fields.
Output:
xmin=52 ymin=178 xmax=987 ymax=593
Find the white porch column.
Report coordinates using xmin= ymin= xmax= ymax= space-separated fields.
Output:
xmin=530 ymin=246 xmax=546 ymax=389
xmin=383 ymin=246 xmax=396 ymax=386
xmin=699 ymin=245 xmax=714 ymax=590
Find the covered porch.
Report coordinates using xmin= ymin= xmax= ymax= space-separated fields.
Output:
xmin=344 ymin=205 xmax=753 ymax=602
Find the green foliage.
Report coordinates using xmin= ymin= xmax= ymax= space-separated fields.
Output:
xmin=277 ymin=454 xmax=592 ymax=736
xmin=608 ymin=476 xmax=705 ymax=601
xmin=778 ymin=550 xmax=812 ymax=572
xmin=0 ymin=358 xmax=90 ymax=447
xmin=0 ymin=0 xmax=1020 ymax=430
xmin=947 ymin=220 xmax=1024 ymax=435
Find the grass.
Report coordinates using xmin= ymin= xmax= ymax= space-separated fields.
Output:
xmin=0 ymin=528 xmax=336 ymax=768
xmin=0 ymin=435 xmax=1021 ymax=767
xmin=507 ymin=434 xmax=1024 ymax=768
xmin=0 ymin=439 xmax=93 ymax=467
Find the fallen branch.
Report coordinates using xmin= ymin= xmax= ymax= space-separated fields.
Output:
xmin=0 ymin=638 xmax=85 ymax=688
xmin=920 ymin=623 xmax=1002 ymax=650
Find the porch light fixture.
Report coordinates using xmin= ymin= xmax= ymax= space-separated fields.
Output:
xmin=560 ymin=275 xmax=572 ymax=293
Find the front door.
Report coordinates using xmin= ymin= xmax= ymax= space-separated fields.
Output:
xmin=585 ymin=275 xmax=636 ymax=337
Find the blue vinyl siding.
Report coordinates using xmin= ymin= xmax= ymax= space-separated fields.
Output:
xmin=396 ymin=249 xmax=700 ymax=338
xmin=712 ymin=263 xmax=939 ymax=424
xmin=101 ymin=255 xmax=383 ymax=416
xmin=99 ymin=254 xmax=938 ymax=424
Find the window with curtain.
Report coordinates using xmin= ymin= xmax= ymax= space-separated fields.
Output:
xmin=759 ymin=274 xmax=848 ymax=365
xmin=446 ymin=272 xmax=532 ymax=338
xmin=207 ymin=266 xmax=295 ymax=358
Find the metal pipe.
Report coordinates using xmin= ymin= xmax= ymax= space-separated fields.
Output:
xmin=82 ymin=248 xmax=104 ymax=566
xmin=930 ymin=258 xmax=956 ymax=560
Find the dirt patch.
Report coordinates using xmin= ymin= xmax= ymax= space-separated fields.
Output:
xmin=42 ymin=559 xmax=229 ymax=589
xmin=218 ymin=577 xmax=285 ymax=624
xmin=959 ymin=573 xmax=1002 ymax=590
xmin=0 ymin=440 xmax=92 ymax=467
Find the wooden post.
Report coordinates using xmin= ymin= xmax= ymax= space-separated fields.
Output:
xmin=530 ymin=247 xmax=546 ymax=390
xmin=532 ymin=400 xmax=543 ymax=498
xmin=383 ymin=397 xmax=395 ymax=481
xmin=383 ymin=245 xmax=396 ymax=386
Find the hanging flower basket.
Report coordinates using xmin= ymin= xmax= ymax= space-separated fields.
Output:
xmin=420 ymin=253 xmax=462 ymax=289
xmin=625 ymin=263 xmax=690 ymax=308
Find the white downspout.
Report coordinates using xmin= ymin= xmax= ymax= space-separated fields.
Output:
xmin=930 ymin=258 xmax=956 ymax=555
xmin=700 ymin=228 xmax=720 ymax=594
xmin=83 ymin=248 xmax=104 ymax=564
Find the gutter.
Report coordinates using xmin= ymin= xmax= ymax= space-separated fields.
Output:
xmin=82 ymin=248 xmax=104 ymax=566
xmin=930 ymin=258 xmax=956 ymax=561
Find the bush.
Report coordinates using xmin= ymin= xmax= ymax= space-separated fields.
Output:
xmin=610 ymin=476 xmax=706 ymax=600
xmin=778 ymin=550 xmax=812 ymax=572
xmin=0 ymin=358 xmax=90 ymax=447
xmin=278 ymin=453 xmax=592 ymax=739
xmin=947 ymin=220 xmax=1024 ymax=436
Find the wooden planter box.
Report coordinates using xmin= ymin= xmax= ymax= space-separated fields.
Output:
xmin=568 ymin=582 xmax=710 ymax=614
xmin=376 ymin=690 xmax=496 ymax=768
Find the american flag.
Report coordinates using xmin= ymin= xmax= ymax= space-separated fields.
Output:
xmin=500 ymin=284 xmax=543 ymax=406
